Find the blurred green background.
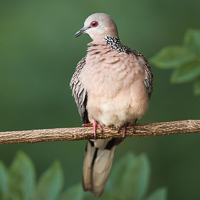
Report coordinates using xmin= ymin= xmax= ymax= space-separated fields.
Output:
xmin=0 ymin=0 xmax=200 ymax=199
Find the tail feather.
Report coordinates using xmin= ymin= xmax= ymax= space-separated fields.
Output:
xmin=82 ymin=139 xmax=117 ymax=197
xmin=92 ymin=147 xmax=116 ymax=197
xmin=82 ymin=140 xmax=96 ymax=191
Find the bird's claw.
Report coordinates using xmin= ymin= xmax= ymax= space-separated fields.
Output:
xmin=82 ymin=121 xmax=103 ymax=139
xmin=118 ymin=124 xmax=134 ymax=139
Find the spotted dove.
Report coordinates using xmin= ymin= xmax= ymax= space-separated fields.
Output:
xmin=70 ymin=13 xmax=153 ymax=197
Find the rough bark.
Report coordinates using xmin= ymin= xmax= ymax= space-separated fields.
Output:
xmin=0 ymin=120 xmax=199 ymax=145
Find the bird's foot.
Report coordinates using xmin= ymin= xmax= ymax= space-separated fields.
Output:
xmin=82 ymin=121 xmax=103 ymax=139
xmin=118 ymin=124 xmax=134 ymax=139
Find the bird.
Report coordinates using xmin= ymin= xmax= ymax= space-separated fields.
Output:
xmin=70 ymin=13 xmax=153 ymax=197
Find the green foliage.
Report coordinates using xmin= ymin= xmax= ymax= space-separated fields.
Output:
xmin=58 ymin=184 xmax=84 ymax=200
xmin=150 ymin=29 xmax=200 ymax=95
xmin=0 ymin=151 xmax=167 ymax=200
xmin=145 ymin=188 xmax=167 ymax=200
xmin=0 ymin=161 xmax=8 ymax=199
xmin=8 ymin=151 xmax=35 ymax=200
xmin=61 ymin=153 xmax=167 ymax=200
xmin=0 ymin=152 xmax=63 ymax=200
xmin=150 ymin=46 xmax=196 ymax=69
xmin=110 ymin=153 xmax=150 ymax=200
xmin=34 ymin=162 xmax=64 ymax=200
xmin=184 ymin=30 xmax=200 ymax=56
xmin=194 ymin=77 xmax=200 ymax=95
xmin=170 ymin=60 xmax=200 ymax=83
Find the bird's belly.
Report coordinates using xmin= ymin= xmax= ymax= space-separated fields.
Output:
xmin=98 ymin=100 xmax=135 ymax=127
xmin=87 ymin=87 xmax=149 ymax=127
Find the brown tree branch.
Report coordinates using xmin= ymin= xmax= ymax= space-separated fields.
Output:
xmin=0 ymin=120 xmax=200 ymax=145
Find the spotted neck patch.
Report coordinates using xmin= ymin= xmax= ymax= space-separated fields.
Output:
xmin=104 ymin=35 xmax=131 ymax=54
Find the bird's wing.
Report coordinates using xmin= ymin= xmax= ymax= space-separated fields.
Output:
xmin=132 ymin=50 xmax=154 ymax=98
xmin=70 ymin=57 xmax=89 ymax=124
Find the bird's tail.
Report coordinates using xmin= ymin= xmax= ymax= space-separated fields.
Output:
xmin=82 ymin=139 xmax=119 ymax=197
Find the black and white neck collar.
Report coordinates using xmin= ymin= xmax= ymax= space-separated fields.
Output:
xmin=104 ymin=35 xmax=131 ymax=54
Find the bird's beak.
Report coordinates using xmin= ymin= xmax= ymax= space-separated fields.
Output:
xmin=75 ymin=27 xmax=89 ymax=38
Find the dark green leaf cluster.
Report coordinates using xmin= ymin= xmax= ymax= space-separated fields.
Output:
xmin=150 ymin=29 xmax=200 ymax=95
xmin=0 ymin=151 xmax=64 ymax=200
xmin=0 ymin=152 xmax=167 ymax=200
xmin=81 ymin=153 xmax=167 ymax=200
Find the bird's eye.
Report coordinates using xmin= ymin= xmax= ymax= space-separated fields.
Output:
xmin=90 ymin=21 xmax=98 ymax=28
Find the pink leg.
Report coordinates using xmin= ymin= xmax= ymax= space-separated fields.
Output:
xmin=128 ymin=124 xmax=134 ymax=131
xmin=82 ymin=121 xmax=103 ymax=139
xmin=123 ymin=125 xmax=126 ymax=138
xmin=118 ymin=123 xmax=135 ymax=139
xmin=82 ymin=123 xmax=94 ymax=127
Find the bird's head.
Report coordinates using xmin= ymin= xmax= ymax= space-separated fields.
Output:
xmin=75 ymin=13 xmax=119 ymax=42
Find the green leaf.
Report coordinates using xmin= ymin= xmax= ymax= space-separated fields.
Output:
xmin=194 ymin=77 xmax=200 ymax=95
xmin=8 ymin=151 xmax=36 ymax=200
xmin=150 ymin=46 xmax=196 ymax=68
xmin=59 ymin=183 xmax=84 ymax=200
xmin=34 ymin=161 xmax=64 ymax=200
xmin=0 ymin=161 xmax=8 ymax=199
xmin=82 ymin=180 xmax=115 ymax=200
xmin=121 ymin=154 xmax=150 ymax=200
xmin=170 ymin=60 xmax=200 ymax=83
xmin=111 ymin=152 xmax=137 ymax=191
xmin=83 ymin=191 xmax=114 ymax=200
xmin=111 ymin=153 xmax=150 ymax=200
xmin=145 ymin=187 xmax=167 ymax=200
xmin=184 ymin=29 xmax=200 ymax=55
